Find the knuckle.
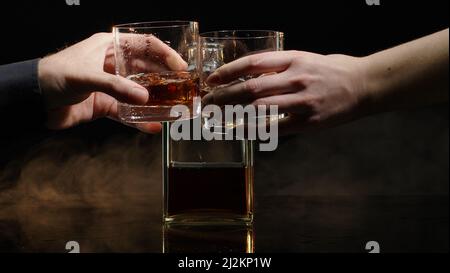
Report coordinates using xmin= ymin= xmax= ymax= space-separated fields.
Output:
xmin=286 ymin=50 xmax=303 ymax=59
xmin=246 ymin=55 xmax=262 ymax=69
xmin=288 ymin=76 xmax=307 ymax=90
xmin=290 ymin=74 xmax=319 ymax=89
xmin=300 ymin=96 xmax=317 ymax=110
xmin=108 ymin=75 xmax=122 ymax=90
xmin=308 ymin=115 xmax=323 ymax=124
xmin=91 ymin=32 xmax=108 ymax=39
xmin=291 ymin=56 xmax=305 ymax=66
xmin=244 ymin=78 xmax=261 ymax=96
xmin=288 ymin=50 xmax=301 ymax=56
xmin=314 ymin=96 xmax=325 ymax=106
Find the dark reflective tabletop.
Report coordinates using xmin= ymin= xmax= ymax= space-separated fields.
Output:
xmin=0 ymin=110 xmax=448 ymax=253
xmin=0 ymin=195 xmax=447 ymax=253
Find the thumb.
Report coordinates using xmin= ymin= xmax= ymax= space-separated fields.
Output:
xmin=86 ymin=72 xmax=149 ymax=104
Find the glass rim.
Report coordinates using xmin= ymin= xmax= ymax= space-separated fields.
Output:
xmin=200 ymin=30 xmax=284 ymax=40
xmin=113 ymin=20 xmax=198 ymax=30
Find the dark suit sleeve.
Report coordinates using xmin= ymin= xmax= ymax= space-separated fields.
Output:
xmin=0 ymin=59 xmax=46 ymax=130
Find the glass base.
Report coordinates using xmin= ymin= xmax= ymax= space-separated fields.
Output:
xmin=163 ymin=223 xmax=254 ymax=253
xmin=164 ymin=212 xmax=253 ymax=226
xmin=118 ymin=100 xmax=201 ymax=123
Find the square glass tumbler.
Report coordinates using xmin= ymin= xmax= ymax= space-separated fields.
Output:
xmin=162 ymin=121 xmax=254 ymax=225
xmin=113 ymin=21 xmax=201 ymax=122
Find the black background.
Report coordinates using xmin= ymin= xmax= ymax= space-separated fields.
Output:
xmin=0 ymin=0 xmax=448 ymax=63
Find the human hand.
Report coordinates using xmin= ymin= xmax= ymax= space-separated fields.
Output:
xmin=203 ymin=51 xmax=368 ymax=135
xmin=38 ymin=32 xmax=186 ymax=132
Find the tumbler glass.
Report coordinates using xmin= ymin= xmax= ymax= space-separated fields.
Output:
xmin=113 ymin=21 xmax=200 ymax=122
xmin=200 ymin=30 xmax=284 ymax=132
xmin=162 ymin=121 xmax=254 ymax=225
xmin=162 ymin=30 xmax=283 ymax=226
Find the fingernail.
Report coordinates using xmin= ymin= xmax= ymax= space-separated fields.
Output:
xmin=202 ymin=94 xmax=212 ymax=105
xmin=207 ymin=73 xmax=220 ymax=85
xmin=166 ymin=54 xmax=188 ymax=71
xmin=133 ymin=86 xmax=149 ymax=101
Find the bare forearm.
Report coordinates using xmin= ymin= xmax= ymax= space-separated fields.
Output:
xmin=361 ymin=28 xmax=449 ymax=114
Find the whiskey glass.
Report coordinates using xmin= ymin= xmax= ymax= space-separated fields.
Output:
xmin=162 ymin=121 xmax=254 ymax=225
xmin=162 ymin=30 xmax=284 ymax=226
xmin=200 ymin=30 xmax=284 ymax=132
xmin=113 ymin=21 xmax=200 ymax=122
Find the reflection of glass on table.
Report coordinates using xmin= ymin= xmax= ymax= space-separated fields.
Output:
xmin=163 ymin=224 xmax=254 ymax=253
xmin=162 ymin=121 xmax=254 ymax=225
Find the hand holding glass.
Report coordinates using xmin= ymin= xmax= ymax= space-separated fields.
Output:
xmin=114 ymin=21 xmax=200 ymax=122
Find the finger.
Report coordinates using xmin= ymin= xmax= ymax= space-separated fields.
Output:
xmin=207 ymin=51 xmax=293 ymax=85
xmin=210 ymin=73 xmax=299 ymax=105
xmin=202 ymin=92 xmax=214 ymax=105
xmin=250 ymin=93 xmax=311 ymax=114
xmin=84 ymin=72 xmax=149 ymax=104
xmin=117 ymin=33 xmax=188 ymax=73
xmin=104 ymin=43 xmax=115 ymax=74
xmin=250 ymin=93 xmax=316 ymax=135
xmin=103 ymin=34 xmax=173 ymax=74
xmin=143 ymin=34 xmax=188 ymax=71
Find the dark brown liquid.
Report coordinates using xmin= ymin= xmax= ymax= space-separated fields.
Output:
xmin=167 ymin=164 xmax=251 ymax=216
xmin=129 ymin=71 xmax=199 ymax=105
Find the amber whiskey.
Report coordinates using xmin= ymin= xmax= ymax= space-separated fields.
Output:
xmin=165 ymin=163 xmax=253 ymax=224
xmin=118 ymin=71 xmax=200 ymax=122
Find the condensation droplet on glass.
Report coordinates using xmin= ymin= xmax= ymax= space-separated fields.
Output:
xmin=123 ymin=40 xmax=132 ymax=61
